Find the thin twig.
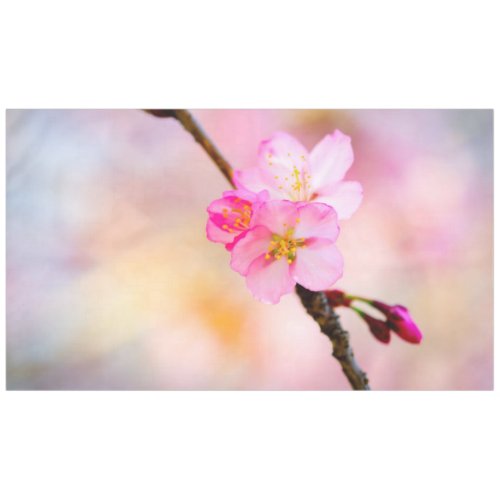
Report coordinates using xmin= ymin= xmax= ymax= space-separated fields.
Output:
xmin=144 ymin=109 xmax=371 ymax=390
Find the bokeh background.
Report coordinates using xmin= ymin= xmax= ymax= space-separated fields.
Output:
xmin=6 ymin=109 xmax=493 ymax=390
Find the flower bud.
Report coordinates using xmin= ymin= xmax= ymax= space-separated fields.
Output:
xmin=358 ymin=311 xmax=391 ymax=344
xmin=386 ymin=305 xmax=422 ymax=344
xmin=371 ymin=301 xmax=422 ymax=344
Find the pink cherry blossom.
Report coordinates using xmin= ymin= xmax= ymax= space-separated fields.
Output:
xmin=230 ymin=200 xmax=343 ymax=304
xmin=234 ymin=130 xmax=363 ymax=219
xmin=206 ymin=188 xmax=269 ymax=250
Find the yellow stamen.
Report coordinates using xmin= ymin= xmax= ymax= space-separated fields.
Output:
xmin=266 ymin=227 xmax=306 ymax=264
xmin=291 ymin=165 xmax=303 ymax=193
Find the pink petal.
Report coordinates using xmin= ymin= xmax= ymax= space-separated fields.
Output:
xmin=230 ymin=225 xmax=272 ymax=275
xmin=314 ymin=181 xmax=363 ymax=220
xmin=221 ymin=187 xmax=258 ymax=202
xmin=236 ymin=132 xmax=312 ymax=201
xmin=252 ymin=200 xmax=299 ymax=235
xmin=233 ymin=168 xmax=283 ymax=199
xmin=291 ymin=239 xmax=343 ymax=291
xmin=235 ymin=167 xmax=299 ymax=201
xmin=309 ymin=130 xmax=354 ymax=190
xmin=206 ymin=219 xmax=234 ymax=245
xmin=258 ymin=131 xmax=309 ymax=171
xmin=246 ymin=255 xmax=296 ymax=304
xmin=294 ymin=202 xmax=339 ymax=241
xmin=225 ymin=231 xmax=247 ymax=251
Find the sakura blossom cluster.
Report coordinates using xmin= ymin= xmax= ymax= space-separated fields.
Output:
xmin=206 ymin=130 xmax=362 ymax=304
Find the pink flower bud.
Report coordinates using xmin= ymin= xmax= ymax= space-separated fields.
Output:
xmin=386 ymin=305 xmax=422 ymax=344
xmin=325 ymin=290 xmax=352 ymax=308
xmin=371 ymin=301 xmax=422 ymax=344
xmin=358 ymin=311 xmax=391 ymax=344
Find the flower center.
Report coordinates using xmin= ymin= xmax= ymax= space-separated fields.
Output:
xmin=265 ymin=228 xmax=306 ymax=264
xmin=221 ymin=198 xmax=252 ymax=233
xmin=267 ymin=152 xmax=312 ymax=201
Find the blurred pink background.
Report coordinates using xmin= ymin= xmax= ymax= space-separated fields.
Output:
xmin=6 ymin=109 xmax=493 ymax=390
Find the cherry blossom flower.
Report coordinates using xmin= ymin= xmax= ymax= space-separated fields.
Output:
xmin=230 ymin=200 xmax=343 ymax=304
xmin=206 ymin=188 xmax=269 ymax=250
xmin=234 ymin=130 xmax=362 ymax=219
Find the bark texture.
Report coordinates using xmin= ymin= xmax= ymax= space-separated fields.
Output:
xmin=295 ymin=285 xmax=370 ymax=390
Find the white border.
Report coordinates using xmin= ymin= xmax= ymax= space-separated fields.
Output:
xmin=1 ymin=1 xmax=498 ymax=499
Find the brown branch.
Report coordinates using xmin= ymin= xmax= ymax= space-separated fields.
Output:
xmin=295 ymin=285 xmax=370 ymax=389
xmin=144 ymin=109 xmax=371 ymax=390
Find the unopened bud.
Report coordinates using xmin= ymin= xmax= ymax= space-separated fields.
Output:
xmin=358 ymin=311 xmax=391 ymax=344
